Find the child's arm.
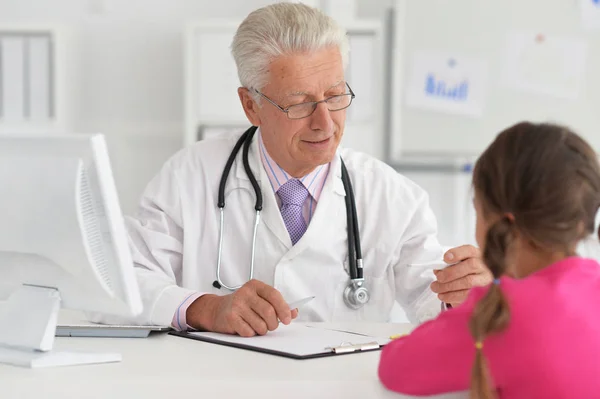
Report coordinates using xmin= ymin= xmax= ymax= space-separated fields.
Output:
xmin=378 ymin=288 xmax=484 ymax=396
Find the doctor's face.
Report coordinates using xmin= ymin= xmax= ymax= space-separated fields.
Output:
xmin=240 ymin=47 xmax=347 ymax=177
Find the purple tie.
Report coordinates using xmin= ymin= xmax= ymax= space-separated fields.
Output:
xmin=277 ymin=179 xmax=309 ymax=245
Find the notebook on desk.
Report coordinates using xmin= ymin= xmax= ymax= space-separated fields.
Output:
xmin=169 ymin=323 xmax=390 ymax=359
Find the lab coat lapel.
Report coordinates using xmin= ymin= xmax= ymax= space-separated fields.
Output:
xmin=285 ymin=154 xmax=346 ymax=258
xmin=234 ymin=129 xmax=292 ymax=250
xmin=259 ymin=165 xmax=293 ymax=249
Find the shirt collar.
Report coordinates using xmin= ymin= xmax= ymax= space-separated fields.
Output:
xmin=257 ymin=128 xmax=329 ymax=201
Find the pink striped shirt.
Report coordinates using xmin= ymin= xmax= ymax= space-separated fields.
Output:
xmin=171 ymin=129 xmax=330 ymax=330
xmin=257 ymin=130 xmax=330 ymax=223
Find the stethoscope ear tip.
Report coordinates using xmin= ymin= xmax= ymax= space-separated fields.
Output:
xmin=212 ymin=281 xmax=222 ymax=289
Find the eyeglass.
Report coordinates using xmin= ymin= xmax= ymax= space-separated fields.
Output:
xmin=252 ymin=82 xmax=355 ymax=120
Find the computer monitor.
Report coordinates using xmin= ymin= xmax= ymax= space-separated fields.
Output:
xmin=0 ymin=133 xmax=143 ymax=368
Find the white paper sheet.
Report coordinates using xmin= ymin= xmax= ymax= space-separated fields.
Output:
xmin=580 ymin=0 xmax=600 ymax=31
xmin=405 ymin=51 xmax=488 ymax=118
xmin=501 ymin=32 xmax=587 ymax=100
xmin=188 ymin=323 xmax=390 ymax=357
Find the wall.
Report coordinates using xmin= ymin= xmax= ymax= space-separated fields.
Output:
xmin=0 ymin=0 xmax=391 ymax=214
xmin=0 ymin=0 xmax=475 ymax=282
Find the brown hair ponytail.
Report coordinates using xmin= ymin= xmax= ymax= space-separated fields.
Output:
xmin=468 ymin=217 xmax=513 ymax=399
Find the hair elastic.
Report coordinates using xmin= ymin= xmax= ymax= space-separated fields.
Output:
xmin=475 ymin=341 xmax=483 ymax=350
xmin=493 ymin=278 xmax=501 ymax=285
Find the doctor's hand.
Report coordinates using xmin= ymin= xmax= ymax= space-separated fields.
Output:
xmin=430 ymin=245 xmax=492 ymax=307
xmin=186 ymin=279 xmax=299 ymax=337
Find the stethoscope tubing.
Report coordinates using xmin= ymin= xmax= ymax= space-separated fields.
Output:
xmin=213 ymin=126 xmax=363 ymax=292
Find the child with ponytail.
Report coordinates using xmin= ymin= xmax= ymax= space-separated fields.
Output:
xmin=378 ymin=122 xmax=600 ymax=398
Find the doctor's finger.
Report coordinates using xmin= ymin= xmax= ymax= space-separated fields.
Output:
xmin=435 ymin=258 xmax=482 ymax=283
xmin=431 ymin=273 xmax=488 ymax=294
xmin=232 ymin=315 xmax=257 ymax=338
xmin=240 ymin=308 xmax=269 ymax=336
xmin=444 ymin=245 xmax=481 ymax=263
xmin=250 ymin=296 xmax=280 ymax=331
xmin=256 ymin=284 xmax=291 ymax=325
xmin=438 ymin=289 xmax=470 ymax=304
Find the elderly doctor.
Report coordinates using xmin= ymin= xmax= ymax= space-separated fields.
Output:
xmin=126 ymin=3 xmax=491 ymax=337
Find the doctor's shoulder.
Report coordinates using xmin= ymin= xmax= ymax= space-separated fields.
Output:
xmin=338 ymin=147 xmax=432 ymax=206
xmin=161 ymin=132 xmax=242 ymax=175
xmin=137 ymin=133 xmax=241 ymax=204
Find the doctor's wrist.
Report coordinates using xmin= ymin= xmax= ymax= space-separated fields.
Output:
xmin=186 ymin=294 xmax=220 ymax=331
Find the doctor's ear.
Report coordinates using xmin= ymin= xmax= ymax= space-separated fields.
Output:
xmin=238 ymin=87 xmax=261 ymax=126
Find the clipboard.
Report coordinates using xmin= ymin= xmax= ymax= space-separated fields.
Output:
xmin=169 ymin=324 xmax=390 ymax=360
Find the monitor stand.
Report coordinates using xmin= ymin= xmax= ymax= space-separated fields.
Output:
xmin=0 ymin=285 xmax=121 ymax=368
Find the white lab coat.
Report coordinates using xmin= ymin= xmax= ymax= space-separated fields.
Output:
xmin=118 ymin=130 xmax=446 ymax=327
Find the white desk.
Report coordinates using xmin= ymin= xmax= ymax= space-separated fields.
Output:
xmin=1 ymin=321 xmax=467 ymax=399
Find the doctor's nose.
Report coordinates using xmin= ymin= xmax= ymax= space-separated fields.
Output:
xmin=309 ymin=102 xmax=335 ymax=133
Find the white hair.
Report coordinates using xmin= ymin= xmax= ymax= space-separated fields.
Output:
xmin=231 ymin=2 xmax=349 ymax=98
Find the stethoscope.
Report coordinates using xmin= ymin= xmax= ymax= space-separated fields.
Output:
xmin=211 ymin=126 xmax=370 ymax=310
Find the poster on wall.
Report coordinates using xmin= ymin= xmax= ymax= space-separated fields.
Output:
xmin=580 ymin=0 xmax=600 ymax=31
xmin=405 ymin=51 xmax=489 ymax=118
xmin=501 ymin=31 xmax=587 ymax=101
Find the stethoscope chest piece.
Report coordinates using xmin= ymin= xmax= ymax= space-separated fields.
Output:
xmin=343 ymin=279 xmax=370 ymax=310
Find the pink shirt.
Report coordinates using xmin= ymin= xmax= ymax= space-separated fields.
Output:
xmin=171 ymin=130 xmax=330 ymax=330
xmin=378 ymin=257 xmax=600 ymax=398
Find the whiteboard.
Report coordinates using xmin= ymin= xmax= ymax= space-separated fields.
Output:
xmin=390 ymin=0 xmax=600 ymax=160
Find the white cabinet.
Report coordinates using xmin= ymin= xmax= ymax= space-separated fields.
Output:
xmin=0 ymin=27 xmax=66 ymax=134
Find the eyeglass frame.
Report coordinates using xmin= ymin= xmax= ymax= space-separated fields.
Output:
xmin=251 ymin=82 xmax=356 ymax=120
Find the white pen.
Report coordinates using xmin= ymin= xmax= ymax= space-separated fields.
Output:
xmin=408 ymin=246 xmax=457 ymax=269
xmin=288 ymin=296 xmax=315 ymax=310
